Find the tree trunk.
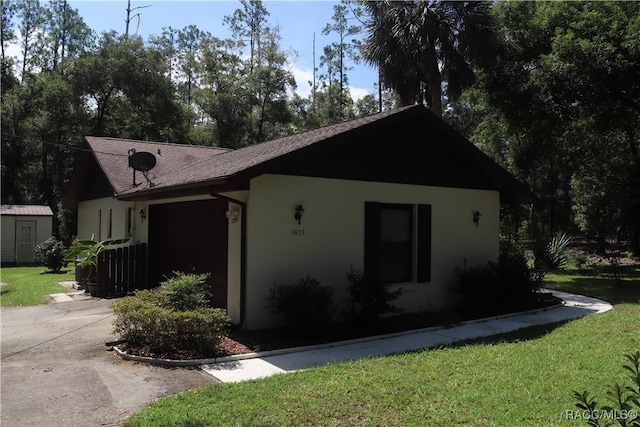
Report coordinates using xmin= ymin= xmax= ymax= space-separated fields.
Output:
xmin=426 ymin=42 xmax=442 ymax=117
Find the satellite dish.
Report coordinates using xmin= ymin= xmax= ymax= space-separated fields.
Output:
xmin=128 ymin=150 xmax=157 ymax=188
xmin=128 ymin=151 xmax=157 ymax=172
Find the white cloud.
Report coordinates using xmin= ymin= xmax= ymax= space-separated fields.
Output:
xmin=4 ymin=31 xmax=50 ymax=79
xmin=4 ymin=39 xmax=22 ymax=76
xmin=291 ymin=65 xmax=314 ymax=99
xmin=349 ymin=86 xmax=372 ymax=102
xmin=290 ymin=64 xmax=374 ymax=102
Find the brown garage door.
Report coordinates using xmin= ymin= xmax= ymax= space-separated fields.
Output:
xmin=148 ymin=199 xmax=228 ymax=309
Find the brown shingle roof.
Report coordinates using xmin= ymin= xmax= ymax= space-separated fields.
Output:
xmin=84 ymin=137 xmax=230 ymax=195
xmin=119 ymin=105 xmax=417 ymax=196
xmin=72 ymin=105 xmax=534 ymax=204
xmin=0 ymin=205 xmax=53 ymax=216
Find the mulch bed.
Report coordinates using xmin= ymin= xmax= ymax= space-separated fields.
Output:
xmin=119 ymin=292 xmax=562 ymax=361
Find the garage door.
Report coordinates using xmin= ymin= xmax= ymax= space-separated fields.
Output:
xmin=148 ymin=200 xmax=228 ymax=309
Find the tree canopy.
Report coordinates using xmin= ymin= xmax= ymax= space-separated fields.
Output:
xmin=467 ymin=1 xmax=640 ymax=253
xmin=360 ymin=0 xmax=496 ymax=116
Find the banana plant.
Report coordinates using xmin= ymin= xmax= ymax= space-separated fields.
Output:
xmin=64 ymin=235 xmax=129 ymax=281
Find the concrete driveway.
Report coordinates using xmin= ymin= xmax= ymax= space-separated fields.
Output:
xmin=1 ymin=298 xmax=217 ymax=427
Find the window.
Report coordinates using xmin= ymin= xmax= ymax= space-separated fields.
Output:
xmin=19 ymin=224 xmax=32 ymax=244
xmin=126 ymin=207 xmax=133 ymax=237
xmin=97 ymin=210 xmax=102 ymax=241
xmin=107 ymin=208 xmax=113 ymax=238
xmin=365 ymin=202 xmax=431 ymax=284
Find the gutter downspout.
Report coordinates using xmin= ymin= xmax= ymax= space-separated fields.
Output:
xmin=209 ymin=189 xmax=247 ymax=329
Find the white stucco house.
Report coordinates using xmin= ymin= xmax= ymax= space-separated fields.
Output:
xmin=1 ymin=205 xmax=54 ymax=265
xmin=64 ymin=105 xmax=534 ymax=330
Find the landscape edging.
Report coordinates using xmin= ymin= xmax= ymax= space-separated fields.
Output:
xmin=112 ymin=299 xmax=566 ymax=367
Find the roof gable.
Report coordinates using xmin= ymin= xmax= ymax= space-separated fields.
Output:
xmin=70 ymin=106 xmax=534 ymax=205
xmin=271 ymin=114 xmax=497 ymax=190
xmin=119 ymin=106 xmax=417 ymax=196
xmin=117 ymin=105 xmax=534 ymax=203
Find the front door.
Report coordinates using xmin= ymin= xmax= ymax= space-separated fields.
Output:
xmin=15 ymin=221 xmax=36 ymax=264
xmin=148 ymin=200 xmax=228 ymax=308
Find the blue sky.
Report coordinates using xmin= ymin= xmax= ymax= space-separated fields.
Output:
xmin=67 ymin=0 xmax=379 ymax=99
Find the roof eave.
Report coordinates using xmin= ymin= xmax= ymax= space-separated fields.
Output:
xmin=116 ymin=177 xmax=237 ymax=201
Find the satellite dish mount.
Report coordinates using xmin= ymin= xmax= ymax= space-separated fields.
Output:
xmin=128 ymin=148 xmax=157 ymax=188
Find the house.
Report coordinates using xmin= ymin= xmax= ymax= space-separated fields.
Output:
xmin=1 ymin=205 xmax=54 ymax=265
xmin=64 ymin=105 xmax=534 ymax=330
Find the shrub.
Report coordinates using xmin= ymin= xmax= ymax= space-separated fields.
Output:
xmin=497 ymin=238 xmax=541 ymax=300
xmin=112 ymin=296 xmax=165 ymax=350
xmin=453 ymin=239 xmax=541 ymax=311
xmin=546 ymin=233 xmax=573 ymax=269
xmin=344 ymin=266 xmax=402 ymax=329
xmin=573 ymin=350 xmax=640 ymax=427
xmin=34 ymin=237 xmax=66 ymax=272
xmin=111 ymin=272 xmax=230 ymax=358
xmin=534 ymin=232 xmax=573 ymax=274
xmin=266 ymin=275 xmax=335 ymax=337
xmin=452 ymin=263 xmax=500 ymax=309
xmin=158 ymin=272 xmax=211 ymax=311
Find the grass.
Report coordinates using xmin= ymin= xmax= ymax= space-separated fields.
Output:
xmin=122 ymin=272 xmax=640 ymax=427
xmin=0 ymin=265 xmax=74 ymax=307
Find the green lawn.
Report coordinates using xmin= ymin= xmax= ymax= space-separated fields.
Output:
xmin=122 ymin=272 xmax=640 ymax=427
xmin=0 ymin=266 xmax=74 ymax=307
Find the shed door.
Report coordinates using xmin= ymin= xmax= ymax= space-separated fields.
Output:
xmin=148 ymin=200 xmax=228 ymax=308
xmin=15 ymin=221 xmax=36 ymax=264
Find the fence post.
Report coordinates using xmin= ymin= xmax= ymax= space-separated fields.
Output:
xmin=122 ymin=246 xmax=130 ymax=295
xmin=115 ymin=247 xmax=123 ymax=295
xmin=97 ymin=252 xmax=107 ymax=297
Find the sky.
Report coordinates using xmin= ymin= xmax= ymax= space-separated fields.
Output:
xmin=65 ymin=0 xmax=379 ymax=100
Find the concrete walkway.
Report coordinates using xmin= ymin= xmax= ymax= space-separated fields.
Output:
xmin=201 ymin=290 xmax=612 ymax=383
xmin=48 ymin=280 xmax=91 ymax=303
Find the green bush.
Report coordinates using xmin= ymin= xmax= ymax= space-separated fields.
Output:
xmin=534 ymin=232 xmax=573 ymax=274
xmin=158 ymin=272 xmax=210 ymax=311
xmin=111 ymin=272 xmax=230 ymax=358
xmin=128 ymin=288 xmax=169 ymax=306
xmin=497 ymin=238 xmax=541 ymax=301
xmin=453 ymin=239 xmax=541 ymax=310
xmin=452 ymin=263 xmax=499 ymax=308
xmin=573 ymin=350 xmax=640 ymax=427
xmin=34 ymin=237 xmax=66 ymax=272
xmin=344 ymin=266 xmax=402 ymax=329
xmin=266 ymin=275 xmax=335 ymax=337
xmin=112 ymin=296 xmax=165 ymax=350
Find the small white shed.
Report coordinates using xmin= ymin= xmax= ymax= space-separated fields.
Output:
xmin=1 ymin=205 xmax=54 ymax=265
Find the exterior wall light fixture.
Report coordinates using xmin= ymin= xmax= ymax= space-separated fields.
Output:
xmin=294 ymin=204 xmax=305 ymax=225
xmin=226 ymin=209 xmax=240 ymax=223
xmin=473 ymin=210 xmax=481 ymax=227
xmin=139 ymin=208 xmax=146 ymax=222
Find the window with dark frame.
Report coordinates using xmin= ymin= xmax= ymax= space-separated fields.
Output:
xmin=107 ymin=208 xmax=113 ymax=238
xmin=97 ymin=209 xmax=102 ymax=241
xmin=365 ymin=202 xmax=432 ymax=285
xmin=126 ymin=207 xmax=133 ymax=237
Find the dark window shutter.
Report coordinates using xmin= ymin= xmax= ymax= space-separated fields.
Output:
xmin=364 ymin=202 xmax=381 ymax=281
xmin=417 ymin=204 xmax=432 ymax=282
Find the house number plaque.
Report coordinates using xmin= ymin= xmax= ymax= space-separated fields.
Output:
xmin=291 ymin=228 xmax=305 ymax=236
